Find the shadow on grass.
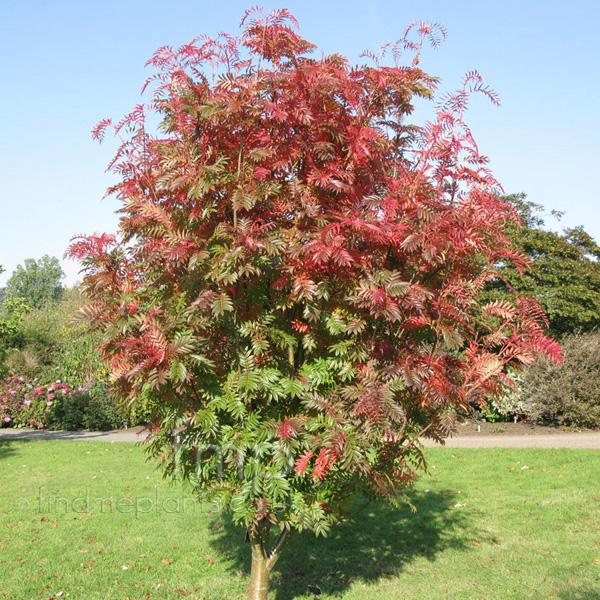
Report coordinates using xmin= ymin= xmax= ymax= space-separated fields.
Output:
xmin=556 ymin=586 xmax=600 ymax=600
xmin=210 ymin=489 xmax=471 ymax=599
xmin=0 ymin=440 xmax=21 ymax=461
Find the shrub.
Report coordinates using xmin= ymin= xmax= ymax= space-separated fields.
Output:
xmin=0 ymin=377 xmax=43 ymax=428
xmin=5 ymin=346 xmax=54 ymax=380
xmin=81 ymin=382 xmax=124 ymax=431
xmin=479 ymin=402 xmax=507 ymax=423
xmin=520 ymin=332 xmax=600 ymax=429
xmin=0 ymin=376 xmax=126 ymax=431
xmin=0 ymin=377 xmax=83 ymax=429
xmin=45 ymin=383 xmax=90 ymax=430
xmin=488 ymin=369 xmax=528 ymax=418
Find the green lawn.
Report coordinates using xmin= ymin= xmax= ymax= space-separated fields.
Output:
xmin=0 ymin=440 xmax=599 ymax=599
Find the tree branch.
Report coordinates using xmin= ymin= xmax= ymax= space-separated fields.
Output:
xmin=401 ymin=421 xmax=434 ymax=454
xmin=267 ymin=527 xmax=290 ymax=571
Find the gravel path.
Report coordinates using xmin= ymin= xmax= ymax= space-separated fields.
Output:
xmin=0 ymin=426 xmax=150 ymax=443
xmin=1 ymin=426 xmax=599 ymax=448
xmin=419 ymin=432 xmax=600 ymax=449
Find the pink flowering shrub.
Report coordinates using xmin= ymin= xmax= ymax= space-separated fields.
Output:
xmin=0 ymin=376 xmax=87 ymax=429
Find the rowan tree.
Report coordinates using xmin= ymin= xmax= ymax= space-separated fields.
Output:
xmin=68 ymin=9 xmax=561 ymax=598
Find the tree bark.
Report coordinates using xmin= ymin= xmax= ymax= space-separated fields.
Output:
xmin=249 ymin=548 xmax=270 ymax=600
xmin=248 ymin=519 xmax=290 ymax=600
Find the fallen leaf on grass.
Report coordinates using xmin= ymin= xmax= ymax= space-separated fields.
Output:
xmin=162 ymin=558 xmax=171 ymax=565
xmin=473 ymin=541 xmax=481 ymax=546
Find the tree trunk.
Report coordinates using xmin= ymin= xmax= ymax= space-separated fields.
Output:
xmin=249 ymin=547 xmax=270 ymax=600
xmin=248 ymin=519 xmax=289 ymax=600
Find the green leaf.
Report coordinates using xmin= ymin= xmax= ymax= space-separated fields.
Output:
xmin=169 ymin=360 xmax=188 ymax=384
xmin=211 ymin=293 xmax=233 ymax=317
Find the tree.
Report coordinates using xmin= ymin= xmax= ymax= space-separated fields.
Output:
xmin=0 ymin=297 xmax=30 ymax=377
xmin=68 ymin=9 xmax=560 ymax=598
xmin=0 ymin=264 xmax=5 ymax=307
xmin=5 ymin=255 xmax=65 ymax=309
xmin=1 ymin=287 xmax=99 ymax=382
xmin=487 ymin=194 xmax=600 ymax=337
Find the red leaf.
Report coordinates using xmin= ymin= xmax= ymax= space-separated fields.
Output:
xmin=294 ymin=450 xmax=313 ymax=476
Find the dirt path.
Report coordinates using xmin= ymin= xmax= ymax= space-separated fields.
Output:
xmin=0 ymin=426 xmax=150 ymax=443
xmin=1 ymin=424 xmax=599 ymax=448
xmin=420 ymin=432 xmax=600 ymax=449
xmin=421 ymin=421 xmax=600 ymax=448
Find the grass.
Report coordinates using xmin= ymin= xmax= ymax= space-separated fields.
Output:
xmin=0 ymin=441 xmax=599 ymax=599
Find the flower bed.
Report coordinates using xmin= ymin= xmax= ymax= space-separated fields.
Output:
xmin=0 ymin=376 xmax=89 ymax=429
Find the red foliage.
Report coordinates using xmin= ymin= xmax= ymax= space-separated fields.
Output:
xmin=294 ymin=450 xmax=314 ymax=476
xmin=67 ymin=7 xmax=561 ymax=528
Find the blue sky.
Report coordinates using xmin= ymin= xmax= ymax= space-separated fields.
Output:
xmin=1 ymin=0 xmax=598 ymax=286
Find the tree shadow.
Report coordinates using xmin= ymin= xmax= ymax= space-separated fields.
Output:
xmin=555 ymin=585 xmax=600 ymax=599
xmin=209 ymin=488 xmax=473 ymax=599
xmin=0 ymin=440 xmax=21 ymax=461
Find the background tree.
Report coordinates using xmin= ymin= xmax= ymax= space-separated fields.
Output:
xmin=5 ymin=255 xmax=65 ymax=309
xmin=486 ymin=194 xmax=600 ymax=337
xmin=0 ymin=297 xmax=30 ymax=377
xmin=3 ymin=287 xmax=87 ymax=380
xmin=68 ymin=9 xmax=560 ymax=598
xmin=0 ymin=264 xmax=5 ymax=307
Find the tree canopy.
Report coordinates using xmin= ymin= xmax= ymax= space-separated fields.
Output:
xmin=68 ymin=9 xmax=560 ymax=598
xmin=5 ymin=255 xmax=65 ymax=309
xmin=487 ymin=194 xmax=600 ymax=337
xmin=0 ymin=264 xmax=5 ymax=307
